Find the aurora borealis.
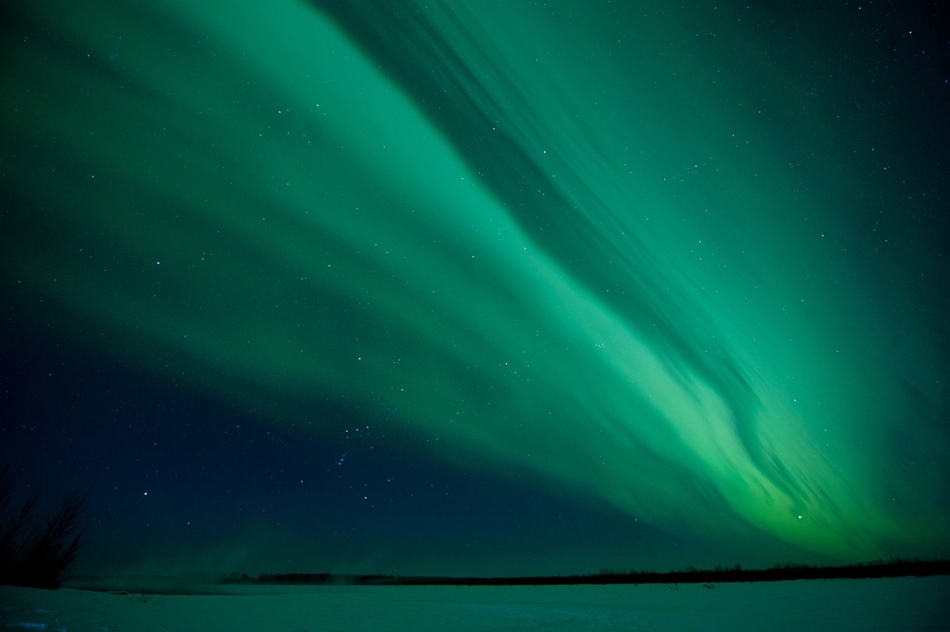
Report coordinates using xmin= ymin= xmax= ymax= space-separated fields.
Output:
xmin=2 ymin=0 xmax=948 ymax=576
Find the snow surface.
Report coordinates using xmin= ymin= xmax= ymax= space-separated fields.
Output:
xmin=1 ymin=576 xmax=947 ymax=631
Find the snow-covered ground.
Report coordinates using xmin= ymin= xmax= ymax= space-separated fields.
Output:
xmin=2 ymin=576 xmax=947 ymax=631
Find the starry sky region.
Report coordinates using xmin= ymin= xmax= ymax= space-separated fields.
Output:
xmin=1 ymin=0 xmax=949 ymax=577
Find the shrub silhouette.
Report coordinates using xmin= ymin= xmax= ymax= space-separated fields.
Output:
xmin=0 ymin=467 xmax=87 ymax=589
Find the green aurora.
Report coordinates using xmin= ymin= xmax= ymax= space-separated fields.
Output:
xmin=2 ymin=0 xmax=948 ymax=571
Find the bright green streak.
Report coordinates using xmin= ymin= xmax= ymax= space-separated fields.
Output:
xmin=3 ymin=0 xmax=947 ymax=561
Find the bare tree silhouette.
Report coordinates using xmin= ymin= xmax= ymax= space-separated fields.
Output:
xmin=0 ymin=467 xmax=87 ymax=589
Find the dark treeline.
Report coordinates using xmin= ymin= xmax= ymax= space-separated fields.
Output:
xmin=220 ymin=558 xmax=949 ymax=587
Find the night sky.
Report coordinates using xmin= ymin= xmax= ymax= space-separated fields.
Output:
xmin=2 ymin=0 xmax=948 ymax=578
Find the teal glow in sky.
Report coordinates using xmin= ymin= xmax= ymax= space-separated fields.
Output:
xmin=2 ymin=0 xmax=948 ymax=575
